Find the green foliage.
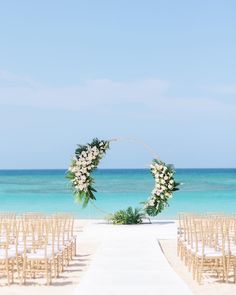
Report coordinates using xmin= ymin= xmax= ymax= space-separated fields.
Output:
xmin=143 ymin=158 xmax=180 ymax=217
xmin=67 ymin=138 xmax=180 ymax=214
xmin=144 ymin=202 xmax=166 ymax=216
xmin=108 ymin=207 xmax=143 ymax=224
xmin=67 ymin=138 xmax=110 ymax=208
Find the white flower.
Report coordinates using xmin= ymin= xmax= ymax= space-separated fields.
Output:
xmin=149 ymin=199 xmax=155 ymax=206
xmin=94 ymin=150 xmax=99 ymax=156
xmin=165 ymin=192 xmax=171 ymax=198
xmin=81 ymin=175 xmax=86 ymax=181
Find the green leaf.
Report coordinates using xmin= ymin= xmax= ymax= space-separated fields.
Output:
xmin=173 ymin=188 xmax=179 ymax=191
xmin=74 ymin=191 xmax=84 ymax=204
xmin=90 ymin=187 xmax=97 ymax=192
xmin=108 ymin=207 xmax=143 ymax=224
xmin=82 ymin=194 xmax=90 ymax=208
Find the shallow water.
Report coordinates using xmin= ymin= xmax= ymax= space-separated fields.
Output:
xmin=0 ymin=169 xmax=236 ymax=218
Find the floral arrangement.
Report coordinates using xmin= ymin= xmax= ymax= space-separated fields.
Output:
xmin=144 ymin=159 xmax=180 ymax=216
xmin=67 ymin=138 xmax=110 ymax=207
xmin=67 ymin=138 xmax=179 ymax=217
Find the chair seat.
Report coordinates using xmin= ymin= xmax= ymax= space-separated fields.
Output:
xmin=8 ymin=246 xmax=24 ymax=255
xmin=196 ymin=250 xmax=223 ymax=257
xmin=0 ymin=249 xmax=17 ymax=259
xmin=27 ymin=251 xmax=53 ymax=259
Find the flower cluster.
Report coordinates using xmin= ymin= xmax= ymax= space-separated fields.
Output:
xmin=144 ymin=159 xmax=179 ymax=216
xmin=67 ymin=138 xmax=110 ymax=207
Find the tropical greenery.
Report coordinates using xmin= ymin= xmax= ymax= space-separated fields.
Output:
xmin=144 ymin=159 xmax=180 ymax=216
xmin=67 ymin=138 xmax=180 ymax=217
xmin=108 ymin=207 xmax=144 ymax=224
xmin=67 ymin=138 xmax=110 ymax=207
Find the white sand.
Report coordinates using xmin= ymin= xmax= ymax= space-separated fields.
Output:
xmin=73 ymin=220 xmax=192 ymax=295
xmin=0 ymin=220 xmax=101 ymax=295
xmin=1 ymin=219 xmax=236 ymax=295
xmin=160 ymin=239 xmax=236 ymax=295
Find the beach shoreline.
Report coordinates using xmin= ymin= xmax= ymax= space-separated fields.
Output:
xmin=0 ymin=220 xmax=100 ymax=295
xmin=1 ymin=219 xmax=236 ymax=295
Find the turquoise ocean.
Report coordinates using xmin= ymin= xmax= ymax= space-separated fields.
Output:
xmin=0 ymin=169 xmax=236 ymax=219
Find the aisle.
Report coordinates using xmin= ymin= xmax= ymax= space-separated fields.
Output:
xmin=74 ymin=221 xmax=192 ymax=295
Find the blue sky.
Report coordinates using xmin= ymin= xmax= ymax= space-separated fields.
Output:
xmin=0 ymin=0 xmax=236 ymax=169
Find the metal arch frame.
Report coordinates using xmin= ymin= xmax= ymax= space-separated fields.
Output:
xmin=109 ymin=137 xmax=159 ymax=160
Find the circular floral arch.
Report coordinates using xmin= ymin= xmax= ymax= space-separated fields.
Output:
xmin=67 ymin=138 xmax=179 ymax=216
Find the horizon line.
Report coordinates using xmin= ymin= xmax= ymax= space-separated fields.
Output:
xmin=0 ymin=167 xmax=236 ymax=171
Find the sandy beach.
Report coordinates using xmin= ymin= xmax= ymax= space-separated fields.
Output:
xmin=160 ymin=239 xmax=236 ymax=295
xmin=1 ymin=0 xmax=236 ymax=293
xmin=1 ymin=219 xmax=236 ymax=295
xmin=0 ymin=220 xmax=100 ymax=295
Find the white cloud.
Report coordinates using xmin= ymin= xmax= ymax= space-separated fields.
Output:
xmin=0 ymin=70 xmax=21 ymax=81
xmin=0 ymin=74 xmax=169 ymax=111
xmin=1 ymin=71 xmax=236 ymax=168
xmin=0 ymin=69 xmax=37 ymax=87
xmin=202 ymin=84 xmax=236 ymax=95
xmin=1 ymin=70 xmax=236 ymax=122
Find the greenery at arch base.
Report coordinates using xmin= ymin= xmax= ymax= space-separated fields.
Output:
xmin=67 ymin=138 xmax=180 ymax=223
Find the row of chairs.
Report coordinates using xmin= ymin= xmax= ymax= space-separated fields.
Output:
xmin=177 ymin=213 xmax=236 ymax=284
xmin=0 ymin=212 xmax=76 ymax=285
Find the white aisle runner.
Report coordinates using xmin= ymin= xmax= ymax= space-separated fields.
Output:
xmin=74 ymin=222 xmax=192 ymax=295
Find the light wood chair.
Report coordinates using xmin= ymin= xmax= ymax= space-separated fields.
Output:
xmin=0 ymin=212 xmax=78 ymax=286
xmin=0 ymin=222 xmax=17 ymax=285
xmin=22 ymin=219 xmax=53 ymax=285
